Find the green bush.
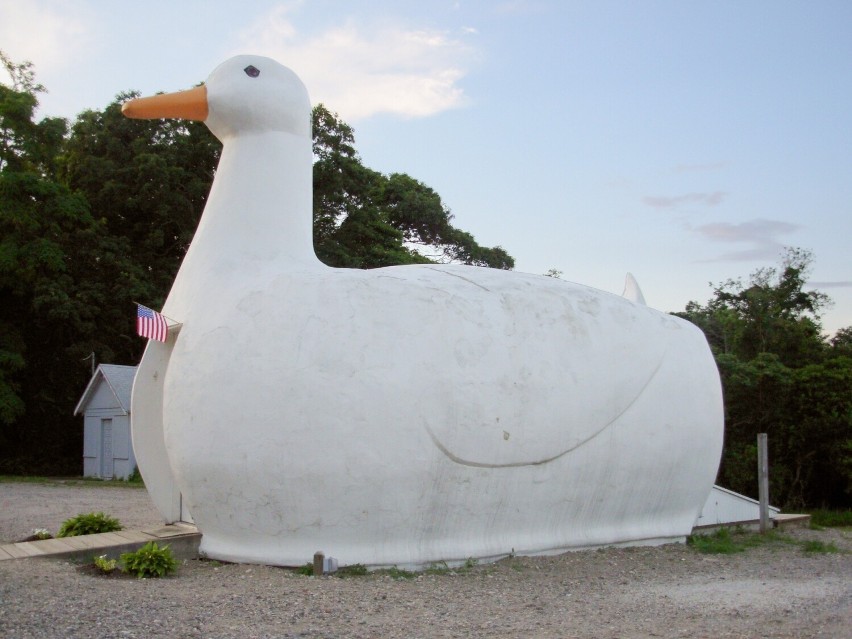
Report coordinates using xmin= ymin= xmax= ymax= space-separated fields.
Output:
xmin=120 ymin=542 xmax=178 ymax=578
xmin=93 ymin=554 xmax=117 ymax=574
xmin=57 ymin=512 xmax=122 ymax=537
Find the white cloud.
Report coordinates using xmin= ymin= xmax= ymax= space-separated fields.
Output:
xmin=696 ymin=218 xmax=799 ymax=244
xmin=0 ymin=0 xmax=94 ymax=77
xmin=643 ymin=191 xmax=727 ymax=208
xmin=232 ymin=4 xmax=479 ymax=121
xmin=693 ymin=218 xmax=801 ymax=262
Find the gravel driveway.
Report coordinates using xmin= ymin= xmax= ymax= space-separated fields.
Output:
xmin=1 ymin=480 xmax=849 ymax=638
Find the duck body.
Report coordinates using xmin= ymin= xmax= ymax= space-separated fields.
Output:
xmin=166 ymin=264 xmax=721 ymax=567
xmin=128 ymin=56 xmax=723 ymax=568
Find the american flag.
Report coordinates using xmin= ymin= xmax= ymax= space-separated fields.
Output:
xmin=136 ymin=304 xmax=169 ymax=342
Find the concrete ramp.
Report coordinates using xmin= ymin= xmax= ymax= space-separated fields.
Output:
xmin=694 ymin=485 xmax=782 ymax=531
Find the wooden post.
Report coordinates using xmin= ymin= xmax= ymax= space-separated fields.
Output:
xmin=313 ymin=551 xmax=325 ymax=576
xmin=757 ymin=433 xmax=769 ymax=533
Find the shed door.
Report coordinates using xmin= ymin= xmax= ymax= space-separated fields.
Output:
xmin=101 ymin=419 xmax=114 ymax=479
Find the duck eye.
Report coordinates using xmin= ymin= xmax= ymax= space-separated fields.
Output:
xmin=244 ymin=65 xmax=260 ymax=78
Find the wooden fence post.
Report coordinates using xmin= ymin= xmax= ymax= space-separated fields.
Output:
xmin=758 ymin=433 xmax=769 ymax=533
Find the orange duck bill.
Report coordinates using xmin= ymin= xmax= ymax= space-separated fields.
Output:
xmin=121 ymin=85 xmax=208 ymax=121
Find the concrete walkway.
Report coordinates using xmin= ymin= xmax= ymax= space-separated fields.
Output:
xmin=0 ymin=523 xmax=200 ymax=562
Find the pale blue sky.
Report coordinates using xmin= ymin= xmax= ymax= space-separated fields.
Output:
xmin=2 ymin=0 xmax=850 ymax=335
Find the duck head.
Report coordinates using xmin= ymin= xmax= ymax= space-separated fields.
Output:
xmin=122 ymin=55 xmax=311 ymax=141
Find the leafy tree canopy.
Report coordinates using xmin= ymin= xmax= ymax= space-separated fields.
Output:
xmin=1 ymin=54 xmax=150 ymax=472
xmin=678 ymin=248 xmax=851 ymax=508
xmin=311 ymin=104 xmax=513 ymax=270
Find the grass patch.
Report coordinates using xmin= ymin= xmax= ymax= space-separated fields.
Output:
xmin=335 ymin=563 xmax=368 ymax=577
xmin=0 ymin=475 xmax=145 ymax=488
xmin=424 ymin=561 xmax=452 ymax=575
xmin=801 ymin=540 xmax=841 ymax=554
xmin=690 ymin=526 xmax=846 ymax=555
xmin=807 ymin=509 xmax=852 ymax=528
xmin=688 ymin=527 xmax=797 ymax=554
xmin=0 ymin=475 xmax=56 ymax=484
xmin=688 ymin=528 xmax=744 ymax=554
xmin=384 ymin=566 xmax=417 ymax=580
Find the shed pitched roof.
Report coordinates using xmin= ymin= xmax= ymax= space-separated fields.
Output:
xmin=74 ymin=364 xmax=138 ymax=416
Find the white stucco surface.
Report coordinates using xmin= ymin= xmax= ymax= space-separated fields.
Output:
xmin=129 ymin=55 xmax=724 ymax=568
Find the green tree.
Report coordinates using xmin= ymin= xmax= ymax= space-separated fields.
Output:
xmin=1 ymin=53 xmax=149 ymax=472
xmin=311 ymin=104 xmax=513 ymax=270
xmin=678 ymin=249 xmax=851 ymax=508
xmin=62 ymin=91 xmax=220 ymax=302
xmin=681 ymin=248 xmax=828 ymax=367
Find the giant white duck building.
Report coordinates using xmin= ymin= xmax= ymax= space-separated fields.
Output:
xmin=124 ymin=55 xmax=724 ymax=568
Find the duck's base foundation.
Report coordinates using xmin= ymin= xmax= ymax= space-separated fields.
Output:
xmin=196 ymin=533 xmax=689 ymax=571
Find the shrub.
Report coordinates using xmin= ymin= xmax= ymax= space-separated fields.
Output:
xmin=93 ymin=554 xmax=117 ymax=574
xmin=57 ymin=512 xmax=122 ymax=537
xmin=120 ymin=542 xmax=178 ymax=578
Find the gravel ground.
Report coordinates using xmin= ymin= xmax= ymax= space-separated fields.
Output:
xmin=0 ymin=481 xmax=162 ymax=543
xmin=1 ymin=480 xmax=850 ymax=639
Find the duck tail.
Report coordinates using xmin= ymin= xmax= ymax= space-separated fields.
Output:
xmin=622 ymin=272 xmax=646 ymax=305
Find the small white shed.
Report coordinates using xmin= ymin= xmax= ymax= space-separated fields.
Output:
xmin=74 ymin=364 xmax=138 ymax=480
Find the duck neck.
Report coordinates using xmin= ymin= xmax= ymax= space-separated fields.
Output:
xmin=204 ymin=131 xmax=318 ymax=266
xmin=163 ymin=130 xmax=321 ymax=318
